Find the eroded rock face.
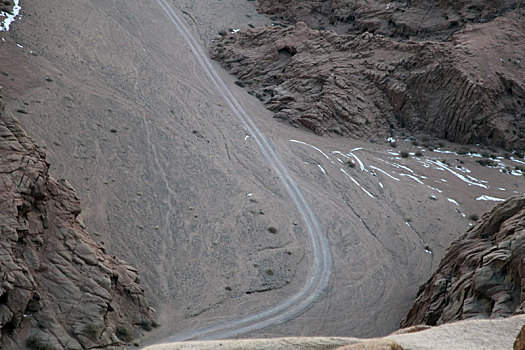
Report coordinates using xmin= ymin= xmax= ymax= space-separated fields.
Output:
xmin=258 ymin=0 xmax=522 ymax=40
xmin=402 ymin=196 xmax=525 ymax=327
xmin=210 ymin=7 xmax=525 ymax=150
xmin=0 ymin=99 xmax=154 ymax=348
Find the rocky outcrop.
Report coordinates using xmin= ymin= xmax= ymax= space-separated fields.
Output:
xmin=210 ymin=8 xmax=525 ymax=149
xmin=0 ymin=98 xmax=155 ymax=349
xmin=401 ymin=196 xmax=525 ymax=327
xmin=257 ymin=0 xmax=523 ymax=40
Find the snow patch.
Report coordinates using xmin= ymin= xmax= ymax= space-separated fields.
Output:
xmin=290 ymin=140 xmax=333 ymax=163
xmin=0 ymin=0 xmax=21 ymax=32
xmin=340 ymin=168 xmax=374 ymax=199
xmin=476 ymin=195 xmax=505 ymax=202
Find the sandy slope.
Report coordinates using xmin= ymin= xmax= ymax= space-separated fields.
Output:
xmin=0 ymin=0 xmax=523 ymax=346
xmin=145 ymin=315 xmax=525 ymax=350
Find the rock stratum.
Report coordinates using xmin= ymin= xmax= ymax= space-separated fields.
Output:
xmin=402 ymin=195 xmax=525 ymax=327
xmin=0 ymin=97 xmax=154 ymax=349
xmin=210 ymin=2 xmax=525 ymax=150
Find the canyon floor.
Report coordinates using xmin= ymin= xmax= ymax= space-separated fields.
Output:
xmin=1 ymin=0 xmax=524 ymax=347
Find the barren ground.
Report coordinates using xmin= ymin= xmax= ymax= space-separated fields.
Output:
xmin=0 ymin=0 xmax=523 ymax=346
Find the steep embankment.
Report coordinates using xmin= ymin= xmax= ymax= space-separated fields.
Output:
xmin=402 ymin=196 xmax=525 ymax=327
xmin=210 ymin=3 xmax=525 ymax=150
xmin=0 ymin=98 xmax=154 ymax=349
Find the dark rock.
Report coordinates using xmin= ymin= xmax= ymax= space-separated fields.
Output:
xmin=210 ymin=7 xmax=525 ymax=150
xmin=402 ymin=196 xmax=525 ymax=327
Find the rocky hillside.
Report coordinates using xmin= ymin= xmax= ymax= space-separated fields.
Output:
xmin=210 ymin=3 xmax=525 ymax=150
xmin=0 ymin=98 xmax=155 ymax=349
xmin=402 ymin=195 xmax=525 ymax=327
xmin=257 ymin=0 xmax=523 ymax=39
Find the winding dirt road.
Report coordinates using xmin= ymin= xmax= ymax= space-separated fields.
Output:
xmin=155 ymin=0 xmax=332 ymax=341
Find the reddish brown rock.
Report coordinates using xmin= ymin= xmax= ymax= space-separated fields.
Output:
xmin=401 ymin=196 xmax=525 ymax=327
xmin=0 ymin=99 xmax=155 ymax=349
xmin=515 ymin=324 xmax=525 ymax=350
xmin=210 ymin=8 xmax=525 ymax=150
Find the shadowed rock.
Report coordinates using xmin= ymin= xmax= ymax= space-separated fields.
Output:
xmin=402 ymin=195 xmax=525 ymax=327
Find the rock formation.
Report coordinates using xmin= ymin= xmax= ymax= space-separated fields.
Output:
xmin=210 ymin=3 xmax=525 ymax=150
xmin=402 ymin=195 xmax=525 ymax=327
xmin=0 ymin=98 xmax=155 ymax=349
xmin=257 ymin=0 xmax=523 ymax=40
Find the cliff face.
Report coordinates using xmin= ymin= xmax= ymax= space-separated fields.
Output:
xmin=402 ymin=196 xmax=525 ymax=327
xmin=210 ymin=4 xmax=525 ymax=150
xmin=0 ymin=98 xmax=154 ymax=349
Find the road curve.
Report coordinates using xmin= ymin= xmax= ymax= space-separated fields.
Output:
xmin=155 ymin=0 xmax=332 ymax=341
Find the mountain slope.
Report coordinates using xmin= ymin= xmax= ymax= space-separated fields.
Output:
xmin=0 ymin=98 xmax=154 ymax=349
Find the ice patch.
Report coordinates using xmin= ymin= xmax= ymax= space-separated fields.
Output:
xmin=0 ymin=0 xmax=21 ymax=32
xmin=476 ymin=195 xmax=505 ymax=202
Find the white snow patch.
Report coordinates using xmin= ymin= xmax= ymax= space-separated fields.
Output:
xmin=476 ymin=195 xmax=505 ymax=202
xmin=434 ymin=149 xmax=457 ymax=154
xmin=427 ymin=185 xmax=443 ymax=193
xmin=318 ymin=164 xmax=326 ymax=174
xmin=231 ymin=29 xmax=241 ymax=33
xmin=246 ymin=193 xmax=253 ymax=197
xmin=370 ymin=166 xmax=400 ymax=181
xmin=0 ymin=0 xmax=21 ymax=32
xmin=340 ymin=168 xmax=374 ymax=199
xmin=425 ymin=249 xmax=432 ymax=254
xmin=387 ymin=137 xmax=396 ymax=143
xmin=440 ymin=179 xmax=447 ymax=182
xmin=447 ymin=198 xmax=459 ymax=205
xmin=291 ymin=140 xmax=334 ymax=163
xmin=400 ymin=173 xmax=424 ymax=184
xmin=349 ymin=152 xmax=366 ymax=171
xmin=499 ymin=188 xmax=506 ymax=191
xmin=379 ymin=182 xmax=384 ymax=189
xmin=244 ymin=135 xmax=249 ymax=140
xmin=428 ymin=160 xmax=487 ymax=188
xmin=16 ymin=43 xmax=23 ymax=48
